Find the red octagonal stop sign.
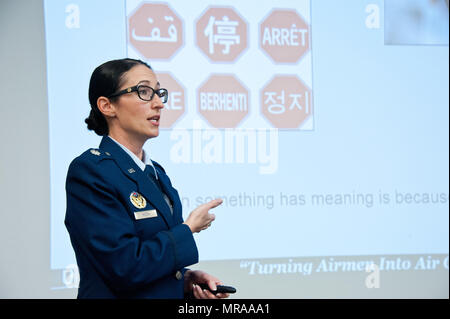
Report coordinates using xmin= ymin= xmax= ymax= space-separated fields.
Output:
xmin=197 ymin=74 xmax=249 ymax=128
xmin=157 ymin=72 xmax=185 ymax=128
xmin=128 ymin=3 xmax=184 ymax=60
xmin=261 ymin=75 xmax=313 ymax=129
xmin=196 ymin=7 xmax=248 ymax=62
xmin=260 ymin=9 xmax=310 ymax=64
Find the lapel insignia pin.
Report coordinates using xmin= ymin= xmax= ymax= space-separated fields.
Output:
xmin=128 ymin=168 xmax=136 ymax=174
xmin=90 ymin=149 xmax=101 ymax=156
xmin=130 ymin=191 xmax=147 ymax=209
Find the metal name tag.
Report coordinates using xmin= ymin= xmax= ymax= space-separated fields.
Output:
xmin=134 ymin=209 xmax=158 ymax=220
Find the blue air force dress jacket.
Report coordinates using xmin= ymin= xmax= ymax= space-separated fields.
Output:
xmin=65 ymin=136 xmax=198 ymax=298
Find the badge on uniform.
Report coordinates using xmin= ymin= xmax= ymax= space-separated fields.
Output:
xmin=90 ymin=149 xmax=101 ymax=156
xmin=130 ymin=191 xmax=147 ymax=209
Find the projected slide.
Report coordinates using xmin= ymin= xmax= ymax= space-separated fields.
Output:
xmin=44 ymin=0 xmax=449 ymax=292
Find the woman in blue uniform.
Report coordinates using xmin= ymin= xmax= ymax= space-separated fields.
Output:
xmin=65 ymin=58 xmax=229 ymax=299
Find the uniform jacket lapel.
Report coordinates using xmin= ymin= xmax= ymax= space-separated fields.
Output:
xmin=99 ymin=136 xmax=175 ymax=228
xmin=153 ymin=163 xmax=184 ymax=225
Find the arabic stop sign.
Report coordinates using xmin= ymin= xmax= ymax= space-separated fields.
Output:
xmin=198 ymin=74 xmax=249 ymax=128
xmin=128 ymin=3 xmax=183 ymax=60
xmin=196 ymin=7 xmax=248 ymax=62
xmin=156 ymin=72 xmax=185 ymax=128
xmin=261 ymin=75 xmax=313 ymax=129
xmin=260 ymin=9 xmax=310 ymax=63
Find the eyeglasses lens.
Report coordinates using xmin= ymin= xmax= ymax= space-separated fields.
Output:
xmin=137 ymin=86 xmax=168 ymax=103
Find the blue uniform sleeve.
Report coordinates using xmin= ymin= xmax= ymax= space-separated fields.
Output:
xmin=65 ymin=156 xmax=198 ymax=293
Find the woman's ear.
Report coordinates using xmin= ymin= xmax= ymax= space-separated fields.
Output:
xmin=97 ymin=96 xmax=116 ymax=119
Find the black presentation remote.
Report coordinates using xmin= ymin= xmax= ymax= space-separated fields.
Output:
xmin=197 ymin=283 xmax=237 ymax=294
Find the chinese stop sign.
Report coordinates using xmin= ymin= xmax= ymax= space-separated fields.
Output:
xmin=157 ymin=72 xmax=185 ymax=128
xmin=198 ymin=74 xmax=249 ymax=128
xmin=260 ymin=9 xmax=310 ymax=63
xmin=261 ymin=75 xmax=313 ymax=129
xmin=128 ymin=3 xmax=183 ymax=60
xmin=196 ymin=7 xmax=248 ymax=62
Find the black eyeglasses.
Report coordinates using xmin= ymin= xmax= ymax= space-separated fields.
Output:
xmin=108 ymin=84 xmax=168 ymax=103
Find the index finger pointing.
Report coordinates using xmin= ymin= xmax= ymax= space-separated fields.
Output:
xmin=205 ymin=198 xmax=223 ymax=209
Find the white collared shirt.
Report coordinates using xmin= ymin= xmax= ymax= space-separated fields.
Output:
xmin=108 ymin=136 xmax=158 ymax=179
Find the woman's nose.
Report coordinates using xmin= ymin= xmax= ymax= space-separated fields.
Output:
xmin=151 ymin=95 xmax=164 ymax=109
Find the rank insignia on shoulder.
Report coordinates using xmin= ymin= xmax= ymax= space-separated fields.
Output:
xmin=90 ymin=149 xmax=101 ymax=156
xmin=130 ymin=191 xmax=147 ymax=209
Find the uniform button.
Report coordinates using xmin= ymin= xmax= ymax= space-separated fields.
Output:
xmin=175 ymin=270 xmax=183 ymax=280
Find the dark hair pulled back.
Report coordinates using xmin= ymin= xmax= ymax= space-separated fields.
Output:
xmin=85 ymin=58 xmax=152 ymax=136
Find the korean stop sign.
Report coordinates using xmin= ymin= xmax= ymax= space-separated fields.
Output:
xmin=261 ymin=75 xmax=313 ymax=129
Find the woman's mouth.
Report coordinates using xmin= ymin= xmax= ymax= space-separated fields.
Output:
xmin=148 ymin=115 xmax=160 ymax=126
